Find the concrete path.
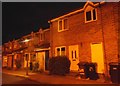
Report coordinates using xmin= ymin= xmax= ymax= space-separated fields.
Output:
xmin=2 ymin=68 xmax=114 ymax=84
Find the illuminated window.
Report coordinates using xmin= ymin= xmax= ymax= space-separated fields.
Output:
xmin=58 ymin=19 xmax=68 ymax=32
xmin=85 ymin=9 xmax=97 ymax=23
xmin=56 ymin=47 xmax=66 ymax=56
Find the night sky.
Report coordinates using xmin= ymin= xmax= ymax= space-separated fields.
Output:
xmin=2 ymin=2 xmax=85 ymax=44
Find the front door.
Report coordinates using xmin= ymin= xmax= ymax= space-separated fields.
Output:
xmin=69 ymin=45 xmax=79 ymax=71
xmin=45 ymin=50 xmax=49 ymax=70
xmin=91 ymin=43 xmax=104 ymax=73
xmin=37 ymin=52 xmax=45 ymax=71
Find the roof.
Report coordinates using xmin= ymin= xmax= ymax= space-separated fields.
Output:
xmin=48 ymin=1 xmax=105 ymax=23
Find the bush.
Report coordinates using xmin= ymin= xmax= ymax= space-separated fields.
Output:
xmin=15 ymin=59 xmax=22 ymax=69
xmin=48 ymin=56 xmax=71 ymax=75
xmin=33 ymin=62 xmax=39 ymax=72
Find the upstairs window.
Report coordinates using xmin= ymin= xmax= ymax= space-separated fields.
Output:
xmin=58 ymin=19 xmax=68 ymax=32
xmin=85 ymin=9 xmax=97 ymax=23
xmin=63 ymin=19 xmax=68 ymax=30
xmin=59 ymin=20 xmax=62 ymax=31
xmin=86 ymin=11 xmax=91 ymax=21
xmin=56 ymin=47 xmax=66 ymax=56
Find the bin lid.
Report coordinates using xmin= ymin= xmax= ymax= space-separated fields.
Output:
xmin=77 ymin=62 xmax=97 ymax=66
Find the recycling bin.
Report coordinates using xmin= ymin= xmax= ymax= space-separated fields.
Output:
xmin=77 ymin=62 xmax=89 ymax=78
xmin=109 ymin=62 xmax=120 ymax=84
xmin=86 ymin=63 xmax=99 ymax=80
xmin=78 ymin=62 xmax=99 ymax=80
xmin=30 ymin=62 xmax=33 ymax=70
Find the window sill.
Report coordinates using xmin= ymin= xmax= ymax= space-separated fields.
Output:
xmin=85 ymin=19 xmax=97 ymax=23
xmin=58 ymin=29 xmax=69 ymax=32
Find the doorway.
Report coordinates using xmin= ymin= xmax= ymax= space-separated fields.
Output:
xmin=69 ymin=45 xmax=79 ymax=71
xmin=91 ymin=43 xmax=104 ymax=73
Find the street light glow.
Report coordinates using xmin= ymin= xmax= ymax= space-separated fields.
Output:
xmin=22 ymin=39 xmax=30 ymax=43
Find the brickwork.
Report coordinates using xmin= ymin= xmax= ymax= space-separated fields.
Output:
xmin=118 ymin=2 xmax=120 ymax=62
xmin=50 ymin=2 xmax=119 ymax=74
xmin=44 ymin=29 xmax=50 ymax=44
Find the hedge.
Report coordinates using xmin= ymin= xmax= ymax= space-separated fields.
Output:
xmin=48 ymin=56 xmax=71 ymax=75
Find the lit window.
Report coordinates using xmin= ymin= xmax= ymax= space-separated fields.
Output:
xmin=58 ymin=19 xmax=68 ymax=32
xmin=56 ymin=47 xmax=66 ymax=56
xmin=85 ymin=9 xmax=97 ymax=23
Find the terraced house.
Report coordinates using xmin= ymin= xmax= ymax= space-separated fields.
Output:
xmin=48 ymin=1 xmax=120 ymax=76
xmin=2 ymin=28 xmax=50 ymax=71
xmin=2 ymin=1 xmax=120 ymax=77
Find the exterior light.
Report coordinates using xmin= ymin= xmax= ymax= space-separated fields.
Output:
xmin=22 ymin=39 xmax=30 ymax=43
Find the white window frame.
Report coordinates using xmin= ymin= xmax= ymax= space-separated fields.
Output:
xmin=85 ymin=8 xmax=97 ymax=23
xmin=58 ymin=18 xmax=69 ymax=32
xmin=55 ymin=46 xmax=66 ymax=56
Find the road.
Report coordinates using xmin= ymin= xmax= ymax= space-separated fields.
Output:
xmin=2 ymin=73 xmax=42 ymax=85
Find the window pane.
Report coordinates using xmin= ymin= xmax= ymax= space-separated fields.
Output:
xmin=86 ymin=11 xmax=91 ymax=21
xmin=72 ymin=51 xmax=73 ymax=59
xmin=57 ymin=48 xmax=60 ymax=56
xmin=93 ymin=9 xmax=96 ymax=20
xmin=75 ymin=51 xmax=76 ymax=59
xmin=61 ymin=47 xmax=65 ymax=56
xmin=61 ymin=47 xmax=65 ymax=51
xmin=64 ymin=19 xmax=68 ymax=29
xmin=59 ymin=20 xmax=62 ymax=31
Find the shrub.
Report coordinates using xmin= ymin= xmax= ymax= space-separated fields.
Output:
xmin=48 ymin=56 xmax=71 ymax=75
xmin=33 ymin=62 xmax=39 ymax=72
xmin=15 ymin=59 xmax=22 ymax=69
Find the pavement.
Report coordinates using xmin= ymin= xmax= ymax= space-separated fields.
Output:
xmin=2 ymin=68 xmax=114 ymax=84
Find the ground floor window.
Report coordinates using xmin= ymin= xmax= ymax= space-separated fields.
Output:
xmin=55 ymin=46 xmax=66 ymax=56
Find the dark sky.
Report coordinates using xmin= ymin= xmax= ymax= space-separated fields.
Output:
xmin=2 ymin=2 xmax=85 ymax=44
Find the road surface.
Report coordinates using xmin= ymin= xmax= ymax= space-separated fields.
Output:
xmin=2 ymin=73 xmax=42 ymax=85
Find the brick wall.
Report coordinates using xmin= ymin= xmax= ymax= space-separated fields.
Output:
xmin=44 ymin=29 xmax=50 ymax=44
xmin=118 ymin=1 xmax=120 ymax=63
xmin=50 ymin=2 xmax=119 ymax=73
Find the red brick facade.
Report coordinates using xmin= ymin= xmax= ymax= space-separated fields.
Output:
xmin=49 ymin=2 xmax=119 ymax=74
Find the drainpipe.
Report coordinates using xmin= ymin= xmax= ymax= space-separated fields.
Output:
xmin=48 ymin=21 xmax=53 ymax=57
xmin=99 ymin=3 xmax=109 ymax=81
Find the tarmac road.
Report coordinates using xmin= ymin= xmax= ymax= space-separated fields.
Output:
xmin=2 ymin=73 xmax=41 ymax=85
